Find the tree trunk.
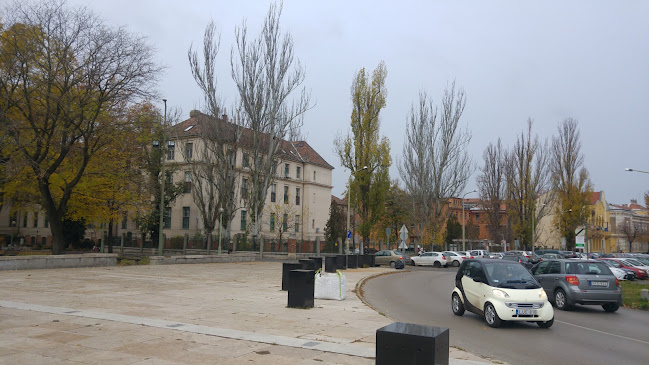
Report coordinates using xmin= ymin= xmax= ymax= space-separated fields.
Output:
xmin=107 ymin=219 xmax=114 ymax=253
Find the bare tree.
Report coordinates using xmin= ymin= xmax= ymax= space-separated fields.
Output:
xmin=551 ymin=118 xmax=592 ymax=250
xmin=619 ymin=219 xmax=642 ymax=252
xmin=0 ymin=0 xmax=161 ymax=254
xmin=231 ymin=1 xmax=310 ymax=241
xmin=477 ymin=139 xmax=506 ymax=245
xmin=399 ymin=83 xmax=473 ymax=249
xmin=187 ymin=21 xmax=242 ymax=252
xmin=504 ymin=119 xmax=551 ymax=250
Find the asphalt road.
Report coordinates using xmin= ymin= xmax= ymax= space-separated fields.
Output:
xmin=361 ymin=267 xmax=649 ymax=365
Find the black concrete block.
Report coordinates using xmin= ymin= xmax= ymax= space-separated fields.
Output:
xmin=287 ymin=269 xmax=315 ymax=309
xmin=282 ymin=262 xmax=302 ymax=291
xmin=376 ymin=322 xmax=449 ymax=365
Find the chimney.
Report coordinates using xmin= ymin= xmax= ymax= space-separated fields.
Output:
xmin=190 ymin=110 xmax=200 ymax=118
xmin=221 ymin=114 xmax=227 ymax=121
xmin=630 ymin=199 xmax=637 ymax=204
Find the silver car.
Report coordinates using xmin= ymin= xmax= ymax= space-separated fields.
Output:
xmin=532 ymin=259 xmax=622 ymax=312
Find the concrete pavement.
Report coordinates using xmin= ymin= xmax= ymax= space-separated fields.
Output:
xmin=0 ymin=261 xmax=502 ymax=364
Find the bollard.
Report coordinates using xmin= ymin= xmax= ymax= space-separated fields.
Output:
xmin=325 ymin=256 xmax=338 ymax=273
xmin=308 ymin=257 xmax=323 ymax=270
xmin=346 ymin=255 xmax=358 ymax=269
xmin=336 ymin=255 xmax=347 ymax=270
xmin=376 ymin=322 xmax=449 ymax=365
xmin=282 ymin=262 xmax=302 ymax=291
xmin=287 ymin=269 xmax=315 ymax=309
xmin=299 ymin=259 xmax=317 ymax=270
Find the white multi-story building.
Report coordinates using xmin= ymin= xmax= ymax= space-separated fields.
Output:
xmin=163 ymin=111 xmax=334 ymax=243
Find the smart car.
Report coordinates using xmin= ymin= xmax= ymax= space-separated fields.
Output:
xmin=451 ymin=259 xmax=554 ymax=328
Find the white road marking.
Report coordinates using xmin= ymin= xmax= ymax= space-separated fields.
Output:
xmin=555 ymin=319 xmax=649 ymax=345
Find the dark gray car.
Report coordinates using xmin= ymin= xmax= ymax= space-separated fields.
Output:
xmin=531 ymin=259 xmax=622 ymax=312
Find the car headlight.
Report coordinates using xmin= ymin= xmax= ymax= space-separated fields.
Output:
xmin=492 ymin=289 xmax=510 ymax=298
xmin=539 ymin=290 xmax=547 ymax=300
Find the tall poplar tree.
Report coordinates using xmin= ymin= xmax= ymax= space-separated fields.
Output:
xmin=335 ymin=61 xmax=391 ymax=248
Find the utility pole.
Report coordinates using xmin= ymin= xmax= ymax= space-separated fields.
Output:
xmin=157 ymin=99 xmax=167 ymax=256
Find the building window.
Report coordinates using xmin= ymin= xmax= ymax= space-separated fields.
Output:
xmin=296 ymin=166 xmax=301 ymax=179
xmin=241 ymin=178 xmax=248 ymax=199
xmin=296 ymin=188 xmax=300 ymax=205
xmin=166 ymin=172 xmax=173 ymax=184
xmin=285 ymin=163 xmax=290 ymax=178
xmin=227 ymin=149 xmax=235 ymax=167
xmin=312 ymin=219 xmax=315 ymax=229
xmin=241 ymin=211 xmax=247 ymax=231
xmin=282 ymin=213 xmax=288 ymax=231
xmin=164 ymin=207 xmax=171 ymax=229
xmin=295 ymin=215 xmax=300 ymax=233
xmin=475 ymin=214 xmax=480 ymax=220
xmin=313 ymin=193 xmax=316 ymax=203
xmin=184 ymin=171 xmax=192 ymax=194
xmin=33 ymin=212 xmax=38 ymax=228
xmin=44 ymin=216 xmax=49 ymax=228
xmin=167 ymin=141 xmax=175 ymax=160
xmin=272 ymin=160 xmax=277 ymax=175
xmin=185 ymin=142 xmax=193 ymax=159
xmin=270 ymin=213 xmax=275 ymax=232
xmin=284 ymin=186 xmax=289 ymax=204
xmin=182 ymin=207 xmax=190 ymax=229
xmin=121 ymin=213 xmax=128 ymax=229
xmin=271 ymin=184 xmax=276 ymax=202
xmin=9 ymin=213 xmax=17 ymax=227
xmin=242 ymin=152 xmax=249 ymax=168
xmin=23 ymin=213 xmax=27 ymax=227
xmin=313 ymin=171 xmax=316 ymax=181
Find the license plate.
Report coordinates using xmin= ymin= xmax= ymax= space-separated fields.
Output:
xmin=516 ymin=309 xmax=537 ymax=315
xmin=589 ymin=281 xmax=608 ymax=287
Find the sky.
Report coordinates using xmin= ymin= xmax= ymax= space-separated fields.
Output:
xmin=65 ymin=0 xmax=649 ymax=205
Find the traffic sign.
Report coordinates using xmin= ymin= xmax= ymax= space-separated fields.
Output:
xmin=347 ymin=230 xmax=352 ymax=239
xmin=399 ymin=225 xmax=408 ymax=242
xmin=386 ymin=227 xmax=392 ymax=237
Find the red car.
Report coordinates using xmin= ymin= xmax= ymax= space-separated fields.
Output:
xmin=601 ymin=258 xmax=648 ymax=280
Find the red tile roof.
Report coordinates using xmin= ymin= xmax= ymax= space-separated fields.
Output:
xmin=168 ymin=111 xmax=333 ymax=170
xmin=587 ymin=191 xmax=601 ymax=205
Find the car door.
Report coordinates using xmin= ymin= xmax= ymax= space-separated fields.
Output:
xmin=532 ymin=260 xmax=551 ymax=293
xmin=461 ymin=261 xmax=487 ymax=313
xmin=420 ymin=252 xmax=434 ymax=265
xmin=374 ymin=251 xmax=387 ymax=266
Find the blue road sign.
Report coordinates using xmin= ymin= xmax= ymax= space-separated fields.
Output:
xmin=347 ymin=230 xmax=352 ymax=239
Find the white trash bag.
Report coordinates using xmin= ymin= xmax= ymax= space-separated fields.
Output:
xmin=314 ymin=269 xmax=347 ymax=300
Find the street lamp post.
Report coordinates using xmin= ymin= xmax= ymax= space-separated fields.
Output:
xmin=532 ymin=203 xmax=546 ymax=251
xmin=462 ymin=190 xmax=477 ymax=252
xmin=625 ymin=168 xmax=649 ymax=174
xmin=346 ymin=166 xmax=367 ymax=255
xmin=157 ymin=99 xmax=167 ymax=256
xmin=218 ymin=207 xmax=224 ymax=255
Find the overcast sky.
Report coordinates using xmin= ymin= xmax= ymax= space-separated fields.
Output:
xmin=69 ymin=0 xmax=649 ymax=205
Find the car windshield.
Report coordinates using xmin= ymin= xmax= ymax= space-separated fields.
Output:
xmin=635 ymin=258 xmax=649 ymax=265
xmin=484 ymin=262 xmax=539 ymax=289
xmin=626 ymin=259 xmax=646 ymax=267
xmin=565 ymin=262 xmax=612 ymax=275
xmin=602 ymin=260 xmax=621 ymax=268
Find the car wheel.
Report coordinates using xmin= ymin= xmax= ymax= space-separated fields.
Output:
xmin=602 ymin=303 xmax=619 ymax=312
xmin=452 ymin=293 xmax=465 ymax=316
xmin=537 ymin=317 xmax=554 ymax=329
xmin=484 ymin=302 xmax=502 ymax=328
xmin=411 ymin=260 xmax=416 ymax=266
xmin=452 ymin=260 xmax=460 ymax=267
xmin=390 ymin=261 xmax=396 ymax=268
xmin=433 ymin=261 xmax=441 ymax=268
xmin=554 ymin=289 xmax=572 ymax=311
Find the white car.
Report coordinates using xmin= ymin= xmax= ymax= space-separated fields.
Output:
xmin=452 ymin=259 xmax=554 ymax=328
xmin=443 ymin=251 xmax=466 ymax=267
xmin=620 ymin=258 xmax=649 ymax=276
xmin=469 ymin=250 xmax=491 ymax=259
xmin=411 ymin=252 xmax=448 ymax=267
xmin=606 ymin=266 xmax=627 ymax=281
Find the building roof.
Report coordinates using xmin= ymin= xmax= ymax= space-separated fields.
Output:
xmin=168 ymin=111 xmax=334 ymax=170
xmin=587 ymin=191 xmax=602 ymax=205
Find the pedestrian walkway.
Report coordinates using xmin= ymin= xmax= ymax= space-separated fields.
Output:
xmin=0 ymin=261 xmax=503 ymax=364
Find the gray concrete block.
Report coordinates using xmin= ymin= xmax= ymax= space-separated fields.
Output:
xmin=641 ymin=289 xmax=649 ymax=301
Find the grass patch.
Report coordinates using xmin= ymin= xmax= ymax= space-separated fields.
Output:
xmin=620 ymin=281 xmax=649 ymax=311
